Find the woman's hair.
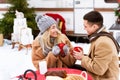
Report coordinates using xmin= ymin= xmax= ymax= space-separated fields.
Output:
xmin=39 ymin=28 xmax=63 ymax=55
xmin=83 ymin=11 xmax=103 ymax=27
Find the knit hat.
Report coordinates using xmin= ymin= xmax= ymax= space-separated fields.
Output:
xmin=35 ymin=15 xmax=56 ymax=34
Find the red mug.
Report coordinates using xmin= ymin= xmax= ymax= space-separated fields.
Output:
xmin=71 ymin=46 xmax=83 ymax=55
xmin=74 ymin=46 xmax=83 ymax=52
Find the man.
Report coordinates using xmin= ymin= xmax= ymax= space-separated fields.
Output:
xmin=73 ymin=11 xmax=119 ymax=80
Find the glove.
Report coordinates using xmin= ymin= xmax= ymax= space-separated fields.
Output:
xmin=52 ymin=43 xmax=69 ymax=57
xmin=52 ymin=45 xmax=60 ymax=56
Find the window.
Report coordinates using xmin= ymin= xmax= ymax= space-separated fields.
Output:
xmin=105 ymin=0 xmax=118 ymax=3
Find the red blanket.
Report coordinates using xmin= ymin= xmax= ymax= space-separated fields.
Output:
xmin=17 ymin=68 xmax=93 ymax=80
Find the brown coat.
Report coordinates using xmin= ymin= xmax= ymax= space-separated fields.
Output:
xmin=32 ymin=34 xmax=76 ymax=70
xmin=81 ymin=36 xmax=119 ymax=80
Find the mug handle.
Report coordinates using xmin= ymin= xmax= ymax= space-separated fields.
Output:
xmin=80 ymin=71 xmax=87 ymax=80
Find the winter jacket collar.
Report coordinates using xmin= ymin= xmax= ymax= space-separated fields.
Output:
xmin=88 ymin=26 xmax=120 ymax=53
xmin=88 ymin=26 xmax=105 ymax=42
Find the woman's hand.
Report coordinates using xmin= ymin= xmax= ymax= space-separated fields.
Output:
xmin=52 ymin=45 xmax=60 ymax=56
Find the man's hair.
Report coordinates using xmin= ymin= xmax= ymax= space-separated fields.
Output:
xmin=83 ymin=11 xmax=103 ymax=27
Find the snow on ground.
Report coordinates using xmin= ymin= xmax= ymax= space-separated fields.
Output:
xmin=0 ymin=41 xmax=91 ymax=80
xmin=0 ymin=40 xmax=90 ymax=80
xmin=0 ymin=41 xmax=36 ymax=80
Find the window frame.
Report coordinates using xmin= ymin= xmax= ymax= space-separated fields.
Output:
xmin=105 ymin=0 xmax=118 ymax=3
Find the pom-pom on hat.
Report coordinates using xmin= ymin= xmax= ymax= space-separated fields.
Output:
xmin=35 ymin=15 xmax=56 ymax=34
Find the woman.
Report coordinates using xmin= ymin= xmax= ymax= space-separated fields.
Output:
xmin=32 ymin=15 xmax=76 ymax=70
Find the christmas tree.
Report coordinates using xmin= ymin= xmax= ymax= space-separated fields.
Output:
xmin=0 ymin=0 xmax=37 ymax=39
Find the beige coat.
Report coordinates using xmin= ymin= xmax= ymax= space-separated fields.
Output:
xmin=32 ymin=34 xmax=76 ymax=70
xmin=81 ymin=36 xmax=119 ymax=80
